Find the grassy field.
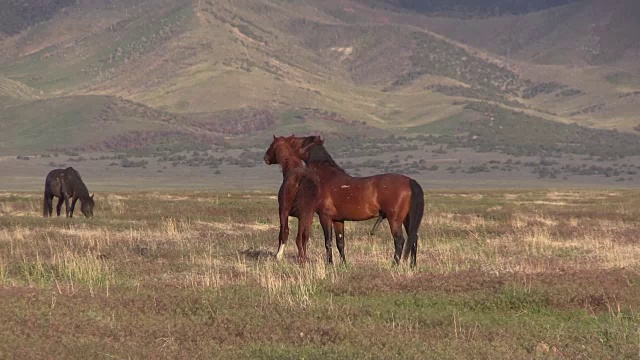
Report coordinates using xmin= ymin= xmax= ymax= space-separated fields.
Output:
xmin=1 ymin=189 xmax=640 ymax=358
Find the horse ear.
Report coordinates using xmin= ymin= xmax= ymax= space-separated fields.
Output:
xmin=91 ymin=194 xmax=94 ymax=199
xmin=298 ymin=138 xmax=317 ymax=158
xmin=273 ymin=134 xmax=276 ymax=140
xmin=315 ymin=135 xmax=324 ymax=145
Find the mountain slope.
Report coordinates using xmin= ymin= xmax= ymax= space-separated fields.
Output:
xmin=0 ymin=0 xmax=77 ymax=36
xmin=0 ymin=76 xmax=42 ymax=100
xmin=413 ymin=0 xmax=640 ymax=69
xmin=0 ymin=0 xmax=639 ymax=155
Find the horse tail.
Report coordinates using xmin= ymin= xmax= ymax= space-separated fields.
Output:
xmin=42 ymin=190 xmax=49 ymax=217
xmin=43 ymin=173 xmax=52 ymax=217
xmin=403 ymin=179 xmax=424 ymax=265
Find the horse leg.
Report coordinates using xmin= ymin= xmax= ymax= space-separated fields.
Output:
xmin=64 ymin=195 xmax=71 ymax=217
xmin=298 ymin=214 xmax=314 ymax=264
xmin=404 ymin=217 xmax=417 ymax=267
xmin=302 ymin=218 xmax=313 ymax=263
xmin=70 ymin=197 xmax=79 ymax=218
xmin=369 ymin=215 xmax=385 ymax=235
xmin=403 ymin=179 xmax=423 ymax=268
xmin=276 ymin=208 xmax=291 ymax=260
xmin=319 ymin=214 xmax=333 ymax=264
xmin=48 ymin=196 xmax=54 ymax=217
xmin=56 ymin=197 xmax=64 ymax=217
xmin=389 ymin=219 xmax=406 ymax=265
xmin=333 ymin=221 xmax=346 ymax=264
xmin=295 ymin=220 xmax=305 ymax=264
xmin=44 ymin=193 xmax=54 ymax=217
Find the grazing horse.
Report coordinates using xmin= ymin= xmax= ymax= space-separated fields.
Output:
xmin=43 ymin=167 xmax=95 ymax=218
xmin=264 ymin=136 xmax=322 ymax=263
xmin=286 ymin=136 xmax=424 ymax=267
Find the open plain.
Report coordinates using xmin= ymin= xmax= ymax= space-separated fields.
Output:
xmin=3 ymin=0 xmax=640 ymax=357
xmin=1 ymin=189 xmax=640 ymax=358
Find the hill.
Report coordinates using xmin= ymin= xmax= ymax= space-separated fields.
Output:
xmin=0 ymin=0 xmax=76 ymax=35
xmin=0 ymin=0 xmax=639 ymax=156
xmin=414 ymin=0 xmax=640 ymax=68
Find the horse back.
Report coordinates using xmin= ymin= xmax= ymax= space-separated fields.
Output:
xmin=316 ymin=170 xmax=413 ymax=219
xmin=62 ymin=167 xmax=88 ymax=197
xmin=318 ymin=170 xmax=411 ymax=195
xmin=368 ymin=173 xmax=414 ymax=206
xmin=45 ymin=169 xmax=66 ymax=197
xmin=46 ymin=169 xmax=65 ymax=183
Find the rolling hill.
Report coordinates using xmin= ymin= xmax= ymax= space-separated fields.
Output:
xmin=0 ymin=0 xmax=639 ymax=155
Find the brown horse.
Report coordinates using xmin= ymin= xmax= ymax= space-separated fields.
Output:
xmin=43 ymin=167 xmax=95 ymax=218
xmin=265 ymin=135 xmax=385 ymax=264
xmin=285 ymin=136 xmax=424 ymax=267
xmin=263 ymin=136 xmax=322 ymax=263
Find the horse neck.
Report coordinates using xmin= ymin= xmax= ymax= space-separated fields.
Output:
xmin=308 ymin=162 xmax=349 ymax=178
xmin=72 ymin=179 xmax=91 ymax=199
xmin=278 ymin=155 xmax=305 ymax=175
xmin=305 ymin=147 xmax=349 ymax=176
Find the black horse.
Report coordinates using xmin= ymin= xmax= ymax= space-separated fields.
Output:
xmin=43 ymin=167 xmax=95 ymax=218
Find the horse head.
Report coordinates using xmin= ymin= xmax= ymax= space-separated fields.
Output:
xmin=296 ymin=135 xmax=324 ymax=161
xmin=81 ymin=194 xmax=95 ymax=218
xmin=265 ymin=135 xmax=285 ymax=165
xmin=265 ymin=134 xmax=325 ymax=165
xmin=264 ymin=135 xmax=299 ymax=165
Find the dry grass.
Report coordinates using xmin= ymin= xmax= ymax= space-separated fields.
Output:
xmin=1 ymin=189 xmax=640 ymax=358
xmin=3 ymin=189 xmax=639 ymax=291
xmin=2 ymin=190 xmax=640 ymax=281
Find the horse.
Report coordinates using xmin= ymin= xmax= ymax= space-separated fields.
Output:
xmin=43 ymin=167 xmax=95 ymax=218
xmin=285 ymin=135 xmax=424 ymax=267
xmin=263 ymin=135 xmax=322 ymax=263
xmin=264 ymin=135 xmax=385 ymax=264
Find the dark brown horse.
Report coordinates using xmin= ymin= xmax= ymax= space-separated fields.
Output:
xmin=264 ymin=136 xmax=322 ymax=263
xmin=43 ymin=167 xmax=95 ymax=218
xmin=286 ymin=136 xmax=424 ymax=267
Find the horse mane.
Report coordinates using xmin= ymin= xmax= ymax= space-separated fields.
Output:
xmin=279 ymin=152 xmax=304 ymax=174
xmin=64 ymin=167 xmax=91 ymax=200
xmin=268 ymin=139 xmax=305 ymax=175
xmin=65 ymin=167 xmax=82 ymax=180
xmin=306 ymin=144 xmax=348 ymax=175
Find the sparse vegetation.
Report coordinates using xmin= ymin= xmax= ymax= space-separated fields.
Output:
xmin=120 ymin=158 xmax=148 ymax=168
xmin=1 ymin=190 xmax=640 ymax=358
xmin=557 ymin=88 xmax=585 ymax=97
xmin=427 ymin=84 xmax=524 ymax=107
xmin=2 ymin=2 xmax=640 ymax=356
xmin=422 ymin=102 xmax=640 ymax=159
xmin=0 ymin=0 xmax=637 ymax=158
xmin=521 ymin=82 xmax=566 ymax=99
xmin=570 ymin=103 xmax=606 ymax=116
xmin=404 ymin=32 xmax=562 ymax=100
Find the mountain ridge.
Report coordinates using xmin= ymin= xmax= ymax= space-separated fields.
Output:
xmin=0 ymin=0 xmax=639 ymax=154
